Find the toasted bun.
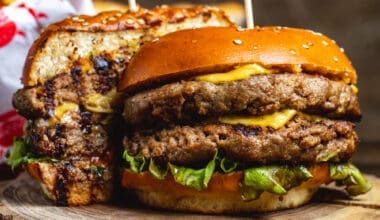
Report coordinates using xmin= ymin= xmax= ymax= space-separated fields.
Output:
xmin=26 ymin=162 xmax=112 ymax=206
xmin=121 ymin=164 xmax=330 ymax=213
xmin=119 ymin=27 xmax=356 ymax=93
xmin=22 ymin=6 xmax=233 ymax=87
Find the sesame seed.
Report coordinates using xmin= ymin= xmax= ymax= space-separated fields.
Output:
xmin=82 ymin=22 xmax=89 ymax=26
xmin=274 ymin=26 xmax=282 ymax=33
xmin=152 ymin=38 xmax=159 ymax=42
xmin=333 ymin=57 xmax=339 ymax=62
xmin=310 ymin=31 xmax=322 ymax=36
xmin=102 ymin=19 xmax=107 ymax=24
xmin=233 ymin=39 xmax=243 ymax=45
xmin=253 ymin=45 xmax=258 ymax=50
xmin=108 ymin=17 xmax=116 ymax=21
xmin=72 ymin=16 xmax=79 ymax=21
xmin=307 ymin=42 xmax=314 ymax=46
xmin=302 ymin=44 xmax=310 ymax=49
xmin=137 ymin=18 xmax=145 ymax=24
xmin=126 ymin=19 xmax=134 ymax=24
xmin=322 ymin=40 xmax=329 ymax=46
xmin=236 ymin=27 xmax=245 ymax=32
xmin=115 ymin=13 xmax=122 ymax=17
xmin=290 ymin=49 xmax=296 ymax=55
xmin=332 ymin=40 xmax=336 ymax=44
xmin=77 ymin=18 xmax=85 ymax=23
xmin=340 ymin=47 xmax=345 ymax=52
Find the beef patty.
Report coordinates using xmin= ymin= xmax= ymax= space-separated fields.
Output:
xmin=124 ymin=115 xmax=357 ymax=166
xmin=123 ymin=73 xmax=360 ymax=128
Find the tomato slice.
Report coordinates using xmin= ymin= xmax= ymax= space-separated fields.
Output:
xmin=0 ymin=110 xmax=26 ymax=147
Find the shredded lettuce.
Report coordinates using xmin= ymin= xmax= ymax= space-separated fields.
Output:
xmin=149 ymin=158 xmax=168 ymax=180
xmin=169 ymin=153 xmax=216 ymax=191
xmin=318 ymin=152 xmax=340 ymax=162
xmin=122 ymin=149 xmax=371 ymax=200
xmin=90 ymin=166 xmax=105 ymax=178
xmin=330 ymin=163 xmax=371 ymax=196
xmin=5 ymin=138 xmax=57 ymax=170
xmin=219 ymin=157 xmax=238 ymax=173
xmin=122 ymin=150 xmax=146 ymax=173
xmin=5 ymin=138 xmax=28 ymax=170
xmin=241 ymin=165 xmax=313 ymax=201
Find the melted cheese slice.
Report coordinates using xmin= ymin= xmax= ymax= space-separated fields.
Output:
xmin=195 ymin=64 xmax=274 ymax=83
xmin=219 ymin=109 xmax=297 ymax=129
xmin=297 ymin=112 xmax=323 ymax=122
xmin=351 ymin=85 xmax=359 ymax=94
xmin=84 ymin=89 xmax=117 ymax=113
xmin=54 ymin=103 xmax=79 ymax=120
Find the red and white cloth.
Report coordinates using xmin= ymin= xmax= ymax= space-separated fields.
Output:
xmin=0 ymin=0 xmax=95 ymax=163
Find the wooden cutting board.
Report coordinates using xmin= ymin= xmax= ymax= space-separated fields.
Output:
xmin=1 ymin=173 xmax=379 ymax=219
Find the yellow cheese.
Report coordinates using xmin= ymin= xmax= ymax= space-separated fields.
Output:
xmin=84 ymin=89 xmax=118 ymax=113
xmin=195 ymin=64 xmax=274 ymax=83
xmin=350 ymin=85 xmax=359 ymax=94
xmin=219 ymin=109 xmax=297 ymax=129
xmin=297 ymin=112 xmax=323 ymax=122
xmin=54 ymin=103 xmax=79 ymax=120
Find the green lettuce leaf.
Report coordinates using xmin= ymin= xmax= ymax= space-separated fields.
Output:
xmin=90 ymin=166 xmax=105 ymax=178
xmin=220 ymin=157 xmax=238 ymax=173
xmin=5 ymin=138 xmax=27 ymax=170
xmin=5 ymin=138 xmax=58 ymax=170
xmin=317 ymin=152 xmax=340 ymax=162
xmin=149 ymin=158 xmax=168 ymax=180
xmin=241 ymin=165 xmax=313 ymax=201
xmin=121 ymin=150 xmax=370 ymax=200
xmin=168 ymin=153 xmax=217 ymax=191
xmin=122 ymin=150 xmax=146 ymax=173
xmin=330 ymin=163 xmax=371 ymax=196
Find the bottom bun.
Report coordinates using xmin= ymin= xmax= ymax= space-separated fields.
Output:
xmin=26 ymin=161 xmax=113 ymax=206
xmin=135 ymin=185 xmax=319 ymax=214
xmin=122 ymin=164 xmax=330 ymax=213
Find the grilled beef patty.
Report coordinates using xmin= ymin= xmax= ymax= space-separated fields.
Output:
xmin=13 ymin=54 xmax=121 ymax=119
xmin=123 ymin=73 xmax=360 ymax=128
xmin=124 ymin=115 xmax=357 ymax=165
xmin=25 ymin=109 xmax=114 ymax=158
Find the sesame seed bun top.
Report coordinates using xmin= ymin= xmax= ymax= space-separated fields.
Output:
xmin=119 ymin=26 xmax=356 ymax=93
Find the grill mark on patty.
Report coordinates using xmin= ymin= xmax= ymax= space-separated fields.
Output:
xmin=234 ymin=126 xmax=262 ymax=136
xmin=70 ymin=65 xmax=81 ymax=86
xmin=55 ymin=161 xmax=71 ymax=206
xmin=53 ymin=124 xmax=66 ymax=156
xmin=93 ymin=55 xmax=115 ymax=94
xmin=71 ymin=64 xmax=95 ymax=156
xmin=43 ymin=80 xmax=55 ymax=118
xmin=80 ymin=108 xmax=93 ymax=134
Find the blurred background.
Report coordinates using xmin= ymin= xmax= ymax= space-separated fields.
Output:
xmin=98 ymin=0 xmax=380 ymax=175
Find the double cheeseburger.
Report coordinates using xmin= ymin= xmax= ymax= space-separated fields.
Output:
xmin=119 ymin=27 xmax=370 ymax=213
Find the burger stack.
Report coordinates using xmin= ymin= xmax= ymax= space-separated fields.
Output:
xmin=118 ymin=27 xmax=371 ymax=213
xmin=9 ymin=6 xmax=234 ymax=206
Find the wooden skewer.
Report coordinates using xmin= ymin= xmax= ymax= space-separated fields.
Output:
xmin=128 ymin=0 xmax=138 ymax=12
xmin=244 ymin=0 xmax=254 ymax=28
